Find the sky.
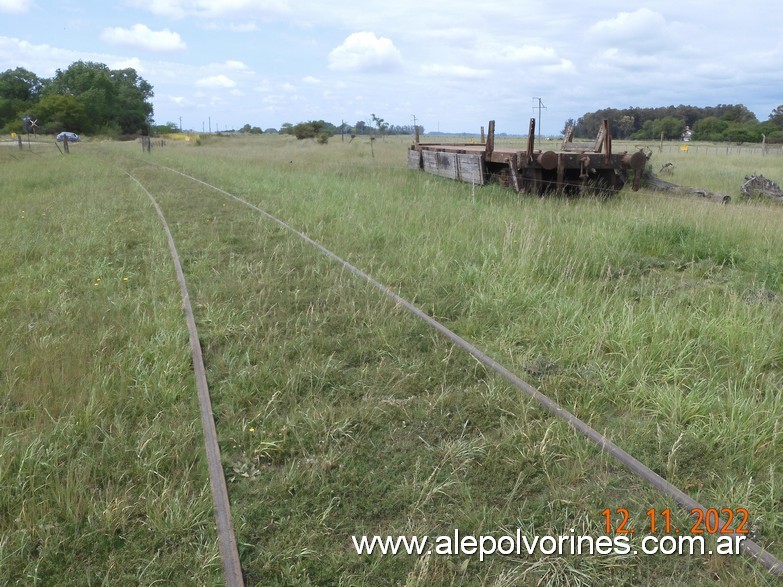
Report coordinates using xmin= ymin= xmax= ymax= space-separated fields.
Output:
xmin=1 ymin=0 xmax=782 ymax=135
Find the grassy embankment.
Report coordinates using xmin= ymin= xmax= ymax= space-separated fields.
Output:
xmin=2 ymin=134 xmax=782 ymax=585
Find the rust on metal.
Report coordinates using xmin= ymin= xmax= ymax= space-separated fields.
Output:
xmin=410 ymin=118 xmax=647 ymax=196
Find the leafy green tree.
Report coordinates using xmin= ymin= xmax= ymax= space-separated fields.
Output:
xmin=718 ymin=104 xmax=757 ymax=124
xmin=47 ymin=62 xmax=114 ymax=130
xmin=33 ymin=94 xmax=87 ymax=132
xmin=0 ymin=67 xmax=44 ymax=130
xmin=240 ymin=123 xmax=263 ymax=134
xmin=110 ymin=68 xmax=154 ymax=133
xmin=289 ymin=120 xmax=334 ymax=143
xmin=0 ymin=67 xmax=43 ymax=102
xmin=152 ymin=121 xmax=180 ymax=134
xmin=616 ymin=115 xmax=636 ymax=138
xmin=658 ymin=116 xmax=686 ymax=140
xmin=42 ymin=61 xmax=153 ymax=134
xmin=293 ymin=121 xmax=317 ymax=139
xmin=757 ymin=121 xmax=783 ymax=143
xmin=769 ymin=105 xmax=783 ymax=129
xmin=370 ymin=113 xmax=389 ymax=137
xmin=723 ymin=121 xmax=763 ymax=143
xmin=574 ymin=103 xmax=766 ymax=143
xmin=692 ymin=116 xmax=728 ymax=141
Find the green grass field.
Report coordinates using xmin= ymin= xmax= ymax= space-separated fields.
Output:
xmin=2 ymin=134 xmax=782 ymax=585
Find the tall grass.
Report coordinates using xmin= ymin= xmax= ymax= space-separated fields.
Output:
xmin=0 ymin=147 xmax=222 ymax=584
xmin=2 ymin=134 xmax=782 ymax=585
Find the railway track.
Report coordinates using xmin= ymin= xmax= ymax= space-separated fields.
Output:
xmin=126 ymin=162 xmax=783 ymax=583
xmin=126 ymin=171 xmax=244 ymax=587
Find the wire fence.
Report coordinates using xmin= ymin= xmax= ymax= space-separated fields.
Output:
xmin=647 ymin=143 xmax=783 ymax=156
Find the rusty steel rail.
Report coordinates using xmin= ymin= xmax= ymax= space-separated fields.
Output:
xmin=151 ymin=162 xmax=782 ymax=580
xmin=125 ymin=171 xmax=244 ymax=587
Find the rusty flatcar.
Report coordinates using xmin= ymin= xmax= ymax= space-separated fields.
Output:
xmin=408 ymin=118 xmax=647 ymax=195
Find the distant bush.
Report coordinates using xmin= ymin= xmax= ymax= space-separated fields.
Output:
xmin=292 ymin=120 xmax=334 ymax=142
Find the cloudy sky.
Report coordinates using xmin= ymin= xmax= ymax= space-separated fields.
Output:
xmin=1 ymin=0 xmax=781 ymax=135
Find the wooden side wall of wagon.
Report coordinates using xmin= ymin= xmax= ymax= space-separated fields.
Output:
xmin=408 ymin=118 xmax=647 ymax=197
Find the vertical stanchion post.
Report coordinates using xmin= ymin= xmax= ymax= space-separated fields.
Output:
xmin=486 ymin=120 xmax=495 ymax=158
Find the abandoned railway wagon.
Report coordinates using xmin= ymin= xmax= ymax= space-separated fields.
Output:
xmin=408 ymin=119 xmax=647 ymax=195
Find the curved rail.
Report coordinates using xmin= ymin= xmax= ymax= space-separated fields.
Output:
xmin=126 ymin=171 xmax=244 ymax=587
xmin=152 ymin=163 xmax=783 ymax=579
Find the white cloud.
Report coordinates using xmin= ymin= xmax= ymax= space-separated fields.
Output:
xmin=419 ymin=64 xmax=491 ymax=79
xmin=0 ymin=35 xmax=135 ymax=77
xmin=200 ymin=20 xmax=259 ymax=32
xmin=101 ymin=24 xmax=186 ymax=52
xmin=498 ymin=45 xmax=560 ymax=65
xmin=0 ymin=0 xmax=30 ymax=12
xmin=110 ymin=57 xmax=145 ymax=73
xmin=128 ymin=0 xmax=290 ymax=19
xmin=328 ymin=32 xmax=402 ymax=73
xmin=126 ymin=0 xmax=184 ymax=17
xmin=588 ymin=8 xmax=668 ymax=43
xmin=302 ymin=76 xmax=321 ymax=84
xmin=195 ymin=74 xmax=237 ymax=88
xmin=224 ymin=60 xmax=249 ymax=70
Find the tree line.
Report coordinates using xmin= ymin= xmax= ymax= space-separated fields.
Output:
xmin=0 ymin=62 xmax=153 ymax=136
xmin=567 ymin=104 xmax=783 ymax=143
xmin=278 ymin=114 xmax=421 ymax=143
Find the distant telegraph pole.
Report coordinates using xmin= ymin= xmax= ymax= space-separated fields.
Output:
xmin=532 ymin=97 xmax=546 ymax=143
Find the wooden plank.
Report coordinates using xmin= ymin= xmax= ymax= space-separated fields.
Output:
xmin=486 ymin=120 xmax=495 ymax=157
xmin=526 ymin=118 xmax=535 ymax=163
xmin=422 ymin=150 xmax=459 ymax=180
xmin=408 ymin=148 xmax=422 ymax=170
xmin=456 ymin=154 xmax=484 ymax=185
xmin=562 ymin=142 xmax=595 ymax=152
xmin=508 ymin=154 xmax=520 ymax=192
xmin=592 ymin=123 xmax=606 ymax=153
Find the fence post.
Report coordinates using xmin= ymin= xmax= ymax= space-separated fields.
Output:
xmin=63 ymin=135 xmax=69 ymax=154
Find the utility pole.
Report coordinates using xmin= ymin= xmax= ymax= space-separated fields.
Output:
xmin=532 ymin=97 xmax=546 ymax=144
xmin=179 ymin=116 xmax=182 ymax=132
